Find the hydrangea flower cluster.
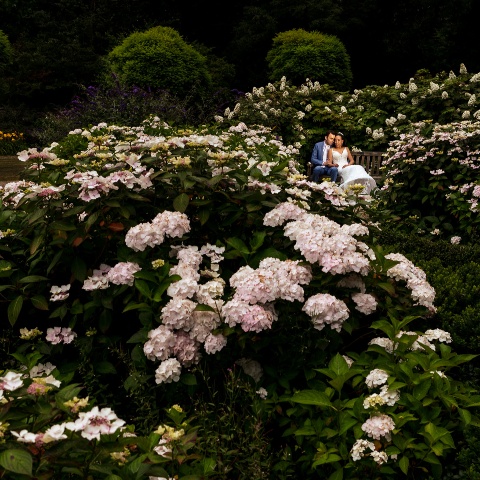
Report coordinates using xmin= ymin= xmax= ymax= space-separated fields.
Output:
xmin=385 ymin=253 xmax=436 ymax=311
xmin=143 ymin=243 xmax=228 ymax=384
xmin=266 ymin=205 xmax=373 ymax=276
xmin=49 ymin=284 xmax=70 ymax=302
xmin=222 ymin=257 xmax=312 ymax=333
xmin=125 ymin=211 xmax=191 ymax=252
xmin=361 ymin=413 xmax=395 ymax=441
xmin=45 ymin=327 xmax=77 ymax=345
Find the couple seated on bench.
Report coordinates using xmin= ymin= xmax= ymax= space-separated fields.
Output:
xmin=311 ymin=131 xmax=377 ymax=195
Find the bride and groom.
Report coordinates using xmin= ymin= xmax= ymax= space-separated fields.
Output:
xmin=310 ymin=130 xmax=377 ymax=194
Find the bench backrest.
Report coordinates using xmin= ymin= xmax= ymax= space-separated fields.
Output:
xmin=307 ymin=151 xmax=385 ymax=180
xmin=352 ymin=151 xmax=384 ymax=178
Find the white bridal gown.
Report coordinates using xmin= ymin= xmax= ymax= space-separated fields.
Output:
xmin=332 ymin=149 xmax=377 ymax=194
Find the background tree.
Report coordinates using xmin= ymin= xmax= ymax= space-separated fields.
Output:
xmin=266 ymin=29 xmax=352 ymax=90
xmin=107 ymin=26 xmax=212 ymax=97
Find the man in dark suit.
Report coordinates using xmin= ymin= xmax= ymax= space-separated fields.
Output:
xmin=310 ymin=130 xmax=338 ymax=182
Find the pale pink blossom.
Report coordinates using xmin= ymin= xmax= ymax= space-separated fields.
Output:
xmin=302 ymin=293 xmax=349 ymax=332
xmin=46 ymin=327 xmax=77 ymax=345
xmin=369 ymin=337 xmax=396 ymax=354
xmin=82 ymin=264 xmax=111 ymax=290
xmin=351 ymin=293 xmax=377 ymax=315
xmin=50 ymin=284 xmax=70 ymax=302
xmin=350 ymin=439 xmax=376 ymax=461
xmin=65 ymin=406 xmax=125 ymax=441
xmin=365 ymin=369 xmax=389 ymax=388
xmin=155 ymin=358 xmax=182 ymax=384
xmin=361 ymin=414 xmax=395 ymax=441
xmin=144 ymin=326 xmax=176 ymax=361
xmin=173 ymin=331 xmax=201 ymax=366
xmin=161 ymin=298 xmax=197 ymax=330
xmin=0 ymin=371 xmax=23 ymax=391
xmin=263 ymin=202 xmax=307 ymax=227
xmin=106 ymin=262 xmax=141 ymax=286
xmin=424 ymin=328 xmax=452 ymax=343
xmin=204 ymin=333 xmax=227 ymax=354
xmin=222 ymin=299 xmax=278 ymax=332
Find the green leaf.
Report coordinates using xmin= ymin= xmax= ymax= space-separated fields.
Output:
xmin=18 ymin=275 xmax=48 ymax=283
xmin=95 ymin=361 xmax=117 ymax=375
xmin=49 ymin=220 xmax=77 ymax=231
xmin=376 ymin=282 xmax=396 ymax=295
xmin=328 ymin=468 xmax=343 ymax=480
xmin=71 ymin=257 xmax=87 ymax=282
xmin=329 ymin=354 xmax=350 ymax=376
xmin=127 ymin=330 xmax=149 ymax=344
xmin=135 ymin=279 xmax=152 ymax=299
xmin=173 ymin=193 xmax=190 ymax=212
xmin=399 ymin=455 xmax=409 ymax=475
xmin=291 ymin=390 xmax=333 ymax=408
xmin=413 ymin=380 xmax=431 ymax=401
xmin=338 ymin=412 xmax=358 ymax=435
xmin=194 ymin=303 xmax=215 ymax=312
xmin=226 ymin=236 xmax=250 ymax=255
xmin=198 ymin=208 xmax=210 ymax=225
xmin=8 ymin=296 xmax=23 ymax=326
xmin=313 ymin=453 xmax=342 ymax=466
xmin=31 ymin=295 xmax=49 ymax=311
xmin=294 ymin=426 xmax=316 ymax=436
xmin=30 ymin=235 xmax=44 ymax=255
xmin=123 ymin=302 xmax=151 ymax=313
xmin=181 ymin=373 xmax=197 ymax=386
xmin=458 ymin=407 xmax=472 ymax=425
xmin=0 ymin=449 xmax=33 ymax=476
xmin=85 ymin=211 xmax=100 ymax=230
xmin=249 ymin=231 xmax=266 ymax=251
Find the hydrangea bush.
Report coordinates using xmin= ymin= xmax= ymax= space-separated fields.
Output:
xmin=0 ymin=117 xmax=478 ymax=478
xmin=217 ymin=63 xmax=480 ymax=153
xmin=379 ymin=120 xmax=480 ymax=239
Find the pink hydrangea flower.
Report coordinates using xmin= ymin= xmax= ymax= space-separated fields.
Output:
xmin=46 ymin=327 xmax=77 ymax=345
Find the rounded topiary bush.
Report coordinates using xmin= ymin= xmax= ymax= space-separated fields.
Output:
xmin=266 ymin=29 xmax=352 ymax=91
xmin=107 ymin=26 xmax=212 ymax=97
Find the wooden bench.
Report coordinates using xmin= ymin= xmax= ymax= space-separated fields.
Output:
xmin=306 ymin=151 xmax=384 ymax=181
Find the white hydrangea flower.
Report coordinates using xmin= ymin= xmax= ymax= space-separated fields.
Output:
xmin=365 ymin=369 xmax=389 ymax=388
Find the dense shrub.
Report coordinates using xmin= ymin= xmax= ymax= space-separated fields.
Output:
xmin=0 ymin=118 xmax=478 ymax=478
xmin=107 ymin=26 xmax=212 ymax=97
xmin=219 ymin=64 xmax=480 ymax=152
xmin=266 ymin=29 xmax=352 ymax=91
xmin=378 ymin=120 xmax=480 ymax=239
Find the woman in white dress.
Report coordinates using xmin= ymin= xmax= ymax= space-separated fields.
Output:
xmin=326 ymin=133 xmax=377 ymax=194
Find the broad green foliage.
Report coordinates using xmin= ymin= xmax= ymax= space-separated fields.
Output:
xmin=266 ymin=29 xmax=352 ymax=92
xmin=0 ymin=118 xmax=478 ymax=478
xmin=379 ymin=120 xmax=480 ymax=239
xmin=107 ymin=26 xmax=212 ymax=97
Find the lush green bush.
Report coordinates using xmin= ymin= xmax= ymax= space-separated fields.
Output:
xmin=0 ymin=118 xmax=478 ymax=478
xmin=219 ymin=64 xmax=480 ymax=152
xmin=107 ymin=26 xmax=212 ymax=97
xmin=378 ymin=120 xmax=480 ymax=239
xmin=266 ymin=29 xmax=352 ymax=92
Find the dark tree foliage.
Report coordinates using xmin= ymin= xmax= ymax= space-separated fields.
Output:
xmin=0 ymin=0 xmax=479 ymax=132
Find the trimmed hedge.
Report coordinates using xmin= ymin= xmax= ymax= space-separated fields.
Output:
xmin=266 ymin=29 xmax=352 ymax=91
